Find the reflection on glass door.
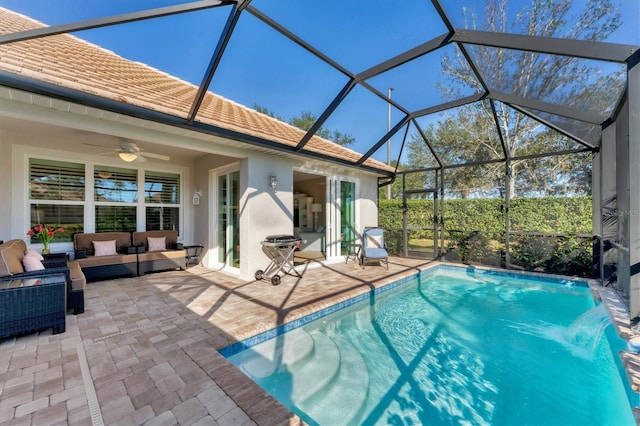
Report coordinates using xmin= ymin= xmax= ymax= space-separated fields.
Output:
xmin=217 ymin=171 xmax=240 ymax=268
xmin=340 ymin=181 xmax=356 ymax=255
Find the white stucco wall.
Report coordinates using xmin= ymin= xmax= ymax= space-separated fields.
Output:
xmin=358 ymin=174 xmax=380 ymax=230
xmin=0 ymin=135 xmax=11 ymax=240
xmin=241 ymin=155 xmax=294 ymax=280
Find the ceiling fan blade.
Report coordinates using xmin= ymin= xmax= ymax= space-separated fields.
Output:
xmin=141 ymin=152 xmax=170 ymax=161
xmin=83 ymin=142 xmax=117 ymax=150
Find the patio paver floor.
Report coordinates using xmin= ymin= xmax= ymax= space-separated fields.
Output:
xmin=0 ymin=256 xmax=432 ymax=425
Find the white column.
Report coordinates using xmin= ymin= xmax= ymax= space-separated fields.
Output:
xmin=627 ymin=55 xmax=640 ymax=318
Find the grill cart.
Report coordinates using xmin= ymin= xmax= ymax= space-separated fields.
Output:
xmin=255 ymin=235 xmax=302 ymax=285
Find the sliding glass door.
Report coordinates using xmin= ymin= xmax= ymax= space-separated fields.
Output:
xmin=340 ymin=181 xmax=356 ymax=255
xmin=217 ymin=170 xmax=240 ymax=268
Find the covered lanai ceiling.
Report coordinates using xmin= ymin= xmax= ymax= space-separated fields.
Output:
xmin=0 ymin=0 xmax=638 ymax=173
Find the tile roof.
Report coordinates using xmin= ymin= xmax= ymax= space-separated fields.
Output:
xmin=0 ymin=8 xmax=393 ymax=173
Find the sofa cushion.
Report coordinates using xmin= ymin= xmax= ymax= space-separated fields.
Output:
xmin=132 ymin=230 xmax=178 ymax=249
xmin=23 ymin=249 xmax=45 ymax=272
xmin=0 ymin=239 xmax=27 ymax=277
xmin=93 ymin=240 xmax=117 ymax=256
xmin=147 ymin=236 xmax=166 ymax=252
xmin=67 ymin=260 xmax=86 ymax=290
xmin=75 ymin=253 xmax=137 ymax=269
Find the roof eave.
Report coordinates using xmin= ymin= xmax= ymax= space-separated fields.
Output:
xmin=0 ymin=70 xmax=394 ymax=177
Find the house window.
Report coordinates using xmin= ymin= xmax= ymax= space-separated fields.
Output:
xmin=28 ymin=159 xmax=182 ymax=237
xmin=29 ymin=159 xmax=85 ymax=242
xmin=145 ymin=171 xmax=180 ymax=231
xmin=94 ymin=166 xmax=137 ymax=232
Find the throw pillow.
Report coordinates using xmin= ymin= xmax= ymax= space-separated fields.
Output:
xmin=93 ymin=240 xmax=117 ymax=256
xmin=147 ymin=236 xmax=166 ymax=252
xmin=23 ymin=248 xmax=45 ymax=272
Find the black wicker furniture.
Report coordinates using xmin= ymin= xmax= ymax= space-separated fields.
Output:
xmin=43 ymin=253 xmax=85 ymax=314
xmin=0 ymin=239 xmax=85 ymax=315
xmin=0 ymin=274 xmax=66 ymax=339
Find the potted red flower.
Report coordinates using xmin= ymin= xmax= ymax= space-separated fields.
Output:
xmin=27 ymin=225 xmax=64 ymax=254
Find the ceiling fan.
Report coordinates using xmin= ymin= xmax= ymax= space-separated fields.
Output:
xmin=84 ymin=141 xmax=170 ymax=162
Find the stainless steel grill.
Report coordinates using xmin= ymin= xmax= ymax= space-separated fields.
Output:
xmin=255 ymin=235 xmax=302 ymax=285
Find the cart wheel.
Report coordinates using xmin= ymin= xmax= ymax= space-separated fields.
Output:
xmin=271 ymin=275 xmax=281 ymax=286
xmin=255 ymin=270 xmax=264 ymax=280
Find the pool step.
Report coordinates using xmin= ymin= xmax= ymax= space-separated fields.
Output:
xmin=232 ymin=328 xmax=315 ymax=378
xmin=289 ymin=330 xmax=341 ymax=404
xmin=300 ymin=333 xmax=370 ymax=425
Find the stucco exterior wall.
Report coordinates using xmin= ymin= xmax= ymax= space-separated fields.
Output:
xmin=0 ymin=135 xmax=11 ymax=240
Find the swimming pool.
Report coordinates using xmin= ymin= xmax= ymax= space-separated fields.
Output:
xmin=222 ymin=265 xmax=636 ymax=425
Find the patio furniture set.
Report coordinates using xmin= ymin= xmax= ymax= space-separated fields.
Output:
xmin=0 ymin=230 xmax=189 ymax=339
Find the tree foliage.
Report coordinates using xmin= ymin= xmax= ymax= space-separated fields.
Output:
xmin=404 ymin=0 xmax=621 ymax=198
xmin=254 ymin=105 xmax=355 ymax=146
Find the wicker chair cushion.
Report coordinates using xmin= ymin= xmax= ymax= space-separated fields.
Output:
xmin=23 ymin=249 xmax=45 ymax=271
xmin=0 ymin=239 xmax=27 ymax=277
xmin=93 ymin=240 xmax=117 ymax=256
xmin=147 ymin=236 xmax=166 ymax=252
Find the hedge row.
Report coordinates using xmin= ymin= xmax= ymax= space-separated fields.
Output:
xmin=378 ymin=197 xmax=594 ymax=276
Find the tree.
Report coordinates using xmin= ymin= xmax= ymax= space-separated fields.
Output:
xmin=253 ymin=105 xmax=355 ymax=146
xmin=406 ymin=0 xmax=620 ymax=198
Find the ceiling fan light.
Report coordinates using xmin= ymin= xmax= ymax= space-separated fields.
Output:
xmin=118 ymin=152 xmax=137 ymax=162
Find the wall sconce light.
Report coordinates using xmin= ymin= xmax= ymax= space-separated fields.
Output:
xmin=118 ymin=152 xmax=138 ymax=162
xmin=269 ymin=175 xmax=277 ymax=191
xmin=192 ymin=190 xmax=202 ymax=205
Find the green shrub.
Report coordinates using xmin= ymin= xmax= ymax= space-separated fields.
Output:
xmin=379 ymin=196 xmax=592 ymax=276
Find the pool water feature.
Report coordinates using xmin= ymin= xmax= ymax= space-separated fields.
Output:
xmin=223 ymin=266 xmax=636 ymax=425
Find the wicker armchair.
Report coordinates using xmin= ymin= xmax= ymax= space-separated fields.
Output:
xmin=0 ymin=240 xmax=80 ymax=314
xmin=0 ymin=240 xmax=71 ymax=285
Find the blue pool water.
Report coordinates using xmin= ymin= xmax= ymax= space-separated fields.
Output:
xmin=223 ymin=266 xmax=636 ymax=425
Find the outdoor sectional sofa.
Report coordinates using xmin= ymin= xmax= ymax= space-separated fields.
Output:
xmin=73 ymin=232 xmax=138 ymax=282
xmin=73 ymin=230 xmax=186 ymax=282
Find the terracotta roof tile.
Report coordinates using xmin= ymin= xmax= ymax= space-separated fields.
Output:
xmin=0 ymin=8 xmax=393 ymax=173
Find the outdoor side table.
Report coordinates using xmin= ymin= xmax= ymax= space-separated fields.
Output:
xmin=43 ymin=252 xmax=68 ymax=263
xmin=0 ymin=273 xmax=66 ymax=339
xmin=345 ymin=243 xmax=361 ymax=264
xmin=184 ymin=245 xmax=204 ymax=267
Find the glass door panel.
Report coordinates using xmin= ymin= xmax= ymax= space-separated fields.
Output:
xmin=340 ymin=181 xmax=356 ymax=255
xmin=217 ymin=171 xmax=240 ymax=268
xmin=217 ymin=174 xmax=227 ymax=264
xmin=230 ymin=171 xmax=240 ymax=268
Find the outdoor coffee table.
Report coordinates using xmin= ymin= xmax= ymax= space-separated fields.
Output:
xmin=0 ymin=273 xmax=66 ymax=339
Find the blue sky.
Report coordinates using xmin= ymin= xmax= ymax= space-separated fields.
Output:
xmin=1 ymin=0 xmax=638 ymax=163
